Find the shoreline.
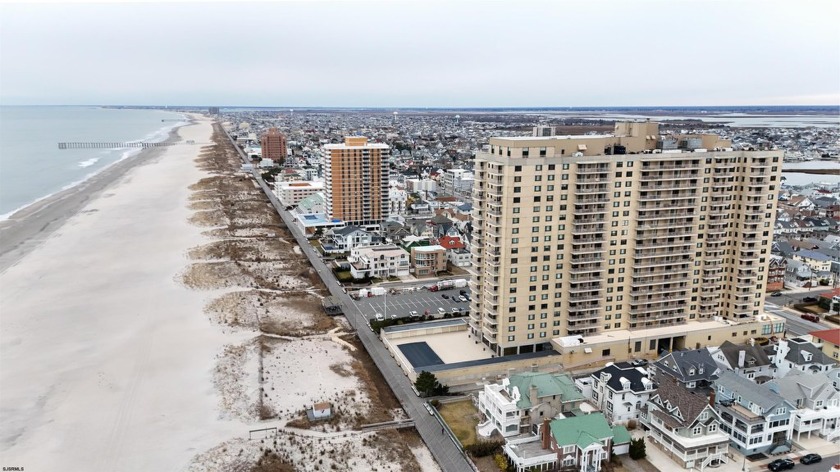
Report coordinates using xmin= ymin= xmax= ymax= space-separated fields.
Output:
xmin=0 ymin=114 xmax=247 ymax=471
xmin=0 ymin=119 xmax=192 ymax=273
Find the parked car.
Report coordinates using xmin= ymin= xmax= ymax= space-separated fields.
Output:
xmin=441 ymin=294 xmax=449 ymax=299
xmin=374 ymin=313 xmax=384 ymax=321
xmin=459 ymin=289 xmax=468 ymax=295
xmin=801 ymin=313 xmax=820 ymax=322
xmin=802 ymin=296 xmax=818 ymax=303
xmin=458 ymin=295 xmax=467 ymax=302
xmin=464 ymin=295 xmax=472 ymax=301
xmin=409 ymin=310 xmax=419 ymax=318
xmin=437 ymin=307 xmax=446 ymax=315
xmin=390 ymin=313 xmax=397 ymax=320
xmin=771 ymin=291 xmax=782 ymax=296
xmin=452 ymin=307 xmax=462 ymax=314
xmin=768 ymin=458 xmax=795 ymax=471
xmin=799 ymin=454 xmax=821 ymax=465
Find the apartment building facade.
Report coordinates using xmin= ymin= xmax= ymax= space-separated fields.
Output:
xmin=469 ymin=122 xmax=782 ymax=356
xmin=260 ymin=127 xmax=288 ymax=163
xmin=323 ymin=137 xmax=390 ymax=226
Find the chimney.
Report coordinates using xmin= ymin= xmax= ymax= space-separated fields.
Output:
xmin=708 ymin=389 xmax=716 ymax=408
xmin=738 ymin=350 xmax=746 ymax=368
xmin=529 ymin=384 xmax=539 ymax=409
xmin=541 ymin=418 xmax=551 ymax=450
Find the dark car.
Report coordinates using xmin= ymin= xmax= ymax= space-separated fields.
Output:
xmin=459 ymin=289 xmax=468 ymax=295
xmin=441 ymin=294 xmax=449 ymax=299
xmin=800 ymin=454 xmax=821 ymax=465
xmin=802 ymin=296 xmax=818 ymax=303
xmin=800 ymin=313 xmax=820 ymax=322
xmin=771 ymin=291 xmax=782 ymax=296
xmin=768 ymin=458 xmax=795 ymax=471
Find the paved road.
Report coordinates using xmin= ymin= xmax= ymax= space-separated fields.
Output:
xmin=223 ymin=130 xmax=474 ymax=472
xmin=767 ymin=289 xmax=824 ymax=309
xmin=764 ymin=302 xmax=828 ymax=336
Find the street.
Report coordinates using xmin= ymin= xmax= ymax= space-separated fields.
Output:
xmin=764 ymin=302 xmax=829 ymax=336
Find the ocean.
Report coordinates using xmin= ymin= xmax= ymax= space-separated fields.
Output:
xmin=0 ymin=106 xmax=187 ymax=218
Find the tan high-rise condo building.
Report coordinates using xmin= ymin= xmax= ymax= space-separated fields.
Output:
xmin=260 ymin=127 xmax=288 ymax=164
xmin=469 ymin=121 xmax=782 ymax=356
xmin=324 ymin=137 xmax=390 ymax=225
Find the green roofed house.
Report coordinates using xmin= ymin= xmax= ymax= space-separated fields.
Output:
xmin=503 ymin=412 xmax=626 ymax=472
xmin=477 ymin=371 xmax=586 ymax=437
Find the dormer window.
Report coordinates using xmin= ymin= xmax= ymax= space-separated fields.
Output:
xmin=689 ymin=368 xmax=696 ymax=376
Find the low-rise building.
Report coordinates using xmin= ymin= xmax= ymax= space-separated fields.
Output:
xmin=477 ymin=372 xmax=585 ymax=437
xmin=503 ymin=413 xmax=623 ymax=472
xmin=348 ymin=245 xmax=409 ymax=279
xmin=768 ymin=371 xmax=840 ymax=442
xmin=794 ymin=249 xmax=833 ymax=273
xmin=767 ymin=255 xmax=787 ymax=292
xmin=713 ymin=371 xmax=795 ymax=455
xmin=589 ymin=362 xmax=656 ymax=425
xmin=320 ymin=226 xmax=375 ymax=254
xmin=447 ymin=247 xmax=471 ymax=267
xmin=809 ymin=328 xmax=840 ymax=362
xmin=650 ymin=348 xmax=720 ymax=391
xmin=709 ymin=341 xmax=774 ymax=382
xmin=767 ymin=337 xmax=836 ymax=377
xmin=410 ymin=244 xmax=446 ymax=278
xmin=274 ymin=181 xmax=324 ymax=207
xmin=640 ymin=378 xmax=729 ymax=470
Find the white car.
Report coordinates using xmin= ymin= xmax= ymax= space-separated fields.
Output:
xmin=437 ymin=307 xmax=446 ymax=315
xmin=374 ymin=313 xmax=384 ymax=321
xmin=390 ymin=313 xmax=397 ymax=320
xmin=409 ymin=310 xmax=419 ymax=318
xmin=458 ymin=296 xmax=467 ymax=302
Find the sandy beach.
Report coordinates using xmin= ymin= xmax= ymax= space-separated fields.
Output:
xmin=0 ymin=116 xmax=247 ymax=470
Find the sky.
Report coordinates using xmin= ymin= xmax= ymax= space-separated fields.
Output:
xmin=1 ymin=0 xmax=839 ymax=107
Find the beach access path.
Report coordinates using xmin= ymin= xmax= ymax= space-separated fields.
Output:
xmin=0 ymin=116 xmax=248 ymax=471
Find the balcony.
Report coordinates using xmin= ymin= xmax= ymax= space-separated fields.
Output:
xmin=637 ymin=211 xmax=695 ymax=221
xmin=631 ymin=275 xmax=691 ymax=286
xmin=568 ymin=274 xmax=603 ymax=283
xmin=641 ymin=162 xmax=701 ymax=171
xmin=574 ymin=205 xmax=608 ymax=215
xmin=568 ymin=283 xmax=602 ymax=293
xmin=576 ymin=165 xmax=611 ymax=174
xmin=639 ymin=182 xmax=697 ymax=191
xmin=633 ymin=257 xmax=693 ymax=269
xmin=575 ymin=185 xmax=610 ymax=195
xmin=632 ymin=285 xmax=688 ymax=295
xmin=635 ymin=247 xmax=692 ymax=257
xmin=568 ymin=293 xmax=601 ymax=303
xmin=572 ymin=224 xmax=605 ymax=235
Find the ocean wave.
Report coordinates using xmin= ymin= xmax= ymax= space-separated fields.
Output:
xmin=0 ymin=111 xmax=188 ymax=221
xmin=77 ymin=158 xmax=100 ymax=168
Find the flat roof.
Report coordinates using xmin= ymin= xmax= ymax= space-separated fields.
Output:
xmin=555 ymin=315 xmax=782 ymax=347
xmin=392 ymin=330 xmax=492 ymax=365
xmin=492 ymin=134 xmax=614 ymax=142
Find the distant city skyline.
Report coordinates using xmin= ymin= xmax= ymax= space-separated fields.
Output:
xmin=1 ymin=1 xmax=838 ymax=107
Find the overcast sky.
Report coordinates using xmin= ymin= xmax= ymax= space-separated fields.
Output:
xmin=1 ymin=0 xmax=838 ymax=107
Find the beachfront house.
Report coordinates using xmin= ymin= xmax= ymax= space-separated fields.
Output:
xmin=348 ymin=244 xmax=409 ymax=279
xmin=477 ymin=372 xmax=585 ymax=437
xmin=640 ymin=378 xmax=730 ymax=470
xmin=503 ymin=414 xmax=627 ymax=472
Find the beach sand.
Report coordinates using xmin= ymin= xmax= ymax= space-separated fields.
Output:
xmin=0 ymin=116 xmax=247 ymax=470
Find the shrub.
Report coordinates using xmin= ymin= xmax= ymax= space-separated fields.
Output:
xmin=493 ymin=453 xmax=510 ymax=472
xmin=464 ymin=440 xmax=504 ymax=457
xmin=629 ymin=438 xmax=646 ymax=460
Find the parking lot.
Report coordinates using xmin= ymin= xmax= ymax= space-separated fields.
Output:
xmin=354 ymin=288 xmax=471 ymax=320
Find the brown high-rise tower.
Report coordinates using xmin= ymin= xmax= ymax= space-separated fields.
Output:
xmin=260 ymin=128 xmax=287 ymax=164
